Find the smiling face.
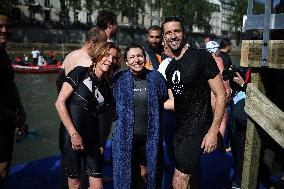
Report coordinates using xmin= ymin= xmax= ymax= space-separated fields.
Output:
xmin=126 ymin=47 xmax=146 ymax=75
xmin=96 ymin=48 xmax=118 ymax=73
xmin=0 ymin=15 xmax=10 ymax=47
xmin=163 ymin=21 xmax=185 ymax=53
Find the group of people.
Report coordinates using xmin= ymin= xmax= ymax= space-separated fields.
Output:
xmin=54 ymin=12 xmax=231 ymax=189
xmin=0 ymin=8 xmax=252 ymax=189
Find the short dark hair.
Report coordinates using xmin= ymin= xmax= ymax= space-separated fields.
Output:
xmin=124 ymin=44 xmax=146 ymax=61
xmin=161 ymin=16 xmax=185 ymax=34
xmin=148 ymin=25 xmax=162 ymax=34
xmin=96 ymin=10 xmax=117 ymax=30
xmin=85 ymin=27 xmax=104 ymax=42
xmin=219 ymin=38 xmax=232 ymax=49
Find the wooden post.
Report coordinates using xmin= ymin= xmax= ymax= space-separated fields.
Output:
xmin=241 ymin=71 xmax=265 ymax=189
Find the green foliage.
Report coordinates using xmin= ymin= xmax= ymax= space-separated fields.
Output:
xmin=227 ymin=0 xmax=265 ymax=31
xmin=151 ymin=0 xmax=214 ymax=33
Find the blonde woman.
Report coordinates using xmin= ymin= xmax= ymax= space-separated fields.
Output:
xmin=55 ymin=42 xmax=120 ymax=189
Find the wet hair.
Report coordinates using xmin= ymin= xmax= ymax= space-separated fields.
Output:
xmin=96 ymin=10 xmax=117 ymax=30
xmin=85 ymin=27 xmax=105 ymax=43
xmin=89 ymin=42 xmax=121 ymax=81
xmin=161 ymin=16 xmax=185 ymax=34
xmin=148 ymin=25 xmax=162 ymax=34
xmin=124 ymin=44 xmax=146 ymax=61
xmin=219 ymin=38 xmax=232 ymax=49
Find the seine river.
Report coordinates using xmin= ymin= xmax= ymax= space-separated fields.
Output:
xmin=13 ymin=73 xmax=60 ymax=164
xmin=12 ymin=54 xmax=240 ymax=164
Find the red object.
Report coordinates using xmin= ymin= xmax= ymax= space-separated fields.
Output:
xmin=12 ymin=63 xmax=62 ymax=74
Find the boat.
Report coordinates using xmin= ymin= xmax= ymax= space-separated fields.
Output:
xmin=13 ymin=64 xmax=62 ymax=74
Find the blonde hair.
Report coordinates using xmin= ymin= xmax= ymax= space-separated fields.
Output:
xmin=89 ymin=42 xmax=121 ymax=82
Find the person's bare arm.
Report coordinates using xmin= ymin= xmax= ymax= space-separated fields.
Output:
xmin=164 ymin=89 xmax=174 ymax=111
xmin=201 ymin=74 xmax=226 ymax=153
xmin=55 ymin=82 xmax=84 ymax=151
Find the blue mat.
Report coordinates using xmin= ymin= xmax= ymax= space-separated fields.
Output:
xmin=5 ymin=141 xmax=277 ymax=189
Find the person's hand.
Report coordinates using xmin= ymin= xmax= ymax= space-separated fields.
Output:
xmin=15 ymin=124 xmax=28 ymax=136
xmin=70 ymin=132 xmax=84 ymax=151
xmin=11 ymin=114 xmax=25 ymax=129
xmin=233 ymin=72 xmax=245 ymax=86
xmin=201 ymin=130 xmax=218 ymax=153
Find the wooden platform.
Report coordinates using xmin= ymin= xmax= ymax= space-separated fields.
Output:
xmin=241 ymin=40 xmax=284 ymax=69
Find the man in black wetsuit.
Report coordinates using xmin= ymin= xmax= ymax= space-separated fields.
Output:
xmin=163 ymin=17 xmax=226 ymax=189
xmin=0 ymin=13 xmax=26 ymax=189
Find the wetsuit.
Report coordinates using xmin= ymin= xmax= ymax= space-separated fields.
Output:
xmin=166 ymin=48 xmax=219 ymax=174
xmin=131 ymin=71 xmax=149 ymax=188
xmin=219 ymin=51 xmax=232 ymax=71
xmin=59 ymin=66 xmax=104 ymax=179
xmin=0 ymin=47 xmax=24 ymax=163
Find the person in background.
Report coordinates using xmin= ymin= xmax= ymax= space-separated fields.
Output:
xmin=96 ymin=10 xmax=118 ymax=42
xmin=37 ymin=51 xmax=45 ymax=66
xmin=163 ymin=17 xmax=226 ymax=189
xmin=23 ymin=54 xmax=29 ymax=65
xmin=218 ymin=38 xmax=232 ymax=70
xmin=144 ymin=25 xmax=165 ymax=70
xmin=46 ymin=50 xmax=57 ymax=65
xmin=112 ymin=45 xmax=167 ymax=189
xmin=55 ymin=42 xmax=120 ymax=189
xmin=203 ymin=35 xmax=212 ymax=46
xmin=229 ymin=67 xmax=251 ymax=188
xmin=0 ymin=12 xmax=27 ymax=189
xmin=96 ymin=10 xmax=119 ymax=162
xmin=206 ymin=41 xmax=231 ymax=146
xmin=158 ymin=40 xmax=176 ymax=189
xmin=31 ymin=47 xmax=40 ymax=66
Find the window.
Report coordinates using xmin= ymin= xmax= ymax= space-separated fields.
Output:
xmin=87 ymin=13 xmax=92 ymax=24
xmin=44 ymin=10 xmax=50 ymax=21
xmin=44 ymin=0 xmax=50 ymax=6
xmin=13 ymin=0 xmax=21 ymax=4
xmin=142 ymin=15 xmax=145 ymax=26
xmin=74 ymin=12 xmax=79 ymax=22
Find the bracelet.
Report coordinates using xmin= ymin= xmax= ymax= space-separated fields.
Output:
xmin=71 ymin=132 xmax=78 ymax=137
xmin=240 ymin=82 xmax=246 ymax=88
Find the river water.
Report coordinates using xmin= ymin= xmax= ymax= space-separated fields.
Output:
xmin=13 ymin=73 xmax=60 ymax=164
xmin=12 ymin=54 xmax=241 ymax=164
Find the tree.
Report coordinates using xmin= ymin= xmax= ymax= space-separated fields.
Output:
xmin=151 ymin=0 xmax=215 ymax=33
xmin=227 ymin=0 xmax=264 ymax=32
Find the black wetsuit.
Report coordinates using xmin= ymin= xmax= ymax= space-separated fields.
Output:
xmin=59 ymin=66 xmax=105 ymax=179
xmin=0 ymin=48 xmax=23 ymax=163
xmin=166 ymin=48 xmax=219 ymax=174
xmin=131 ymin=70 xmax=149 ymax=188
xmin=219 ymin=51 xmax=232 ymax=70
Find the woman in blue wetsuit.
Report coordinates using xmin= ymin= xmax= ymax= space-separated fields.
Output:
xmin=55 ymin=42 xmax=120 ymax=189
xmin=112 ymin=45 xmax=168 ymax=189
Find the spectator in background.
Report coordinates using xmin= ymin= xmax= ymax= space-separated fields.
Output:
xmin=37 ymin=51 xmax=45 ymax=66
xmin=144 ymin=25 xmax=165 ymax=70
xmin=46 ymin=50 xmax=57 ymax=65
xmin=96 ymin=10 xmax=118 ymax=41
xmin=203 ymin=35 xmax=212 ymax=46
xmin=23 ymin=54 xmax=29 ymax=65
xmin=219 ymin=38 xmax=233 ymax=70
xmin=206 ymin=41 xmax=231 ymax=144
xmin=31 ymin=47 xmax=40 ymax=66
